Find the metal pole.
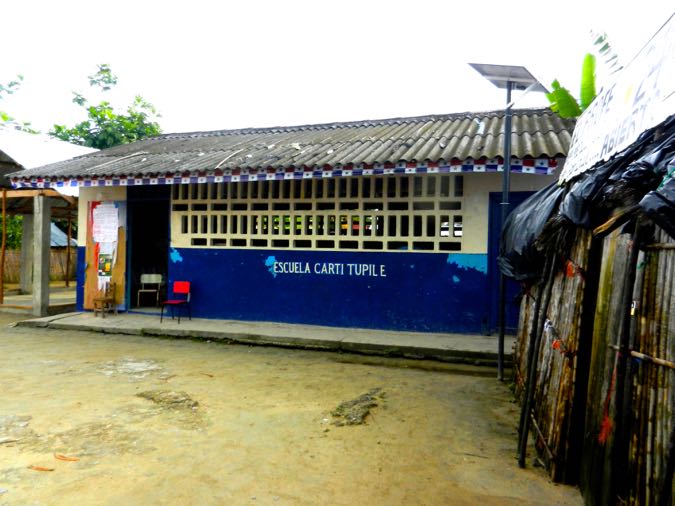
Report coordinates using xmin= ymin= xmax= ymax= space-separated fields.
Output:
xmin=497 ymin=81 xmax=513 ymax=381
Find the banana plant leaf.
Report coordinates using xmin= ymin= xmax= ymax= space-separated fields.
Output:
xmin=545 ymin=80 xmax=582 ymax=118
xmin=592 ymin=31 xmax=623 ymax=75
xmin=580 ymin=53 xmax=596 ymax=110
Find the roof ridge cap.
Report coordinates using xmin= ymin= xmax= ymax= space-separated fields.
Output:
xmin=156 ymin=108 xmax=558 ymax=139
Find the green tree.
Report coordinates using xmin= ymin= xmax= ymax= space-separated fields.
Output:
xmin=50 ymin=64 xmax=162 ymax=149
xmin=0 ymin=77 xmax=22 ymax=97
xmin=0 ymin=75 xmax=38 ymax=132
xmin=0 ymin=215 xmax=24 ymax=250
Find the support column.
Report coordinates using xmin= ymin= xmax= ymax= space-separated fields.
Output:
xmin=19 ymin=214 xmax=34 ymax=294
xmin=32 ymin=196 xmax=51 ymax=317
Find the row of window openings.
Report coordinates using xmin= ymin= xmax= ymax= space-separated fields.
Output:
xmin=181 ymin=214 xmax=463 ymax=238
xmin=173 ymin=175 xmax=464 ymax=201
xmin=190 ymin=237 xmax=462 ymax=252
xmin=173 ymin=200 xmax=461 ymax=212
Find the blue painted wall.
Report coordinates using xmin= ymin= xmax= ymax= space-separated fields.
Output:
xmin=76 ymin=246 xmax=86 ymax=311
xmin=167 ymin=248 xmax=490 ymax=333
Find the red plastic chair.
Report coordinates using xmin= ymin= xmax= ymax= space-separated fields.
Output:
xmin=160 ymin=281 xmax=191 ymax=323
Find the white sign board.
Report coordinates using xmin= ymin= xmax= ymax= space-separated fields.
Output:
xmin=560 ymin=14 xmax=675 ymax=183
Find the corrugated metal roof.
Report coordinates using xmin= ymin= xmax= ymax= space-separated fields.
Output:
xmin=51 ymin=223 xmax=77 ymax=247
xmin=11 ymin=108 xmax=575 ymax=181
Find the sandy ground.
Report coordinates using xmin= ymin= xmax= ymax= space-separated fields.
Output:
xmin=0 ymin=313 xmax=581 ymax=505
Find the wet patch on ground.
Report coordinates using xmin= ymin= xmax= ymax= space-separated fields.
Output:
xmin=330 ymin=388 xmax=385 ymax=426
xmin=98 ymin=357 xmax=172 ymax=381
xmin=1 ymin=417 xmax=151 ymax=457
xmin=0 ymin=415 xmax=36 ymax=446
xmin=136 ymin=390 xmax=199 ymax=410
xmin=125 ymin=390 xmax=206 ymax=430
xmin=0 ymin=466 xmax=25 ymax=485
xmin=0 ymin=392 xmax=205 ymax=469
xmin=36 ymin=421 xmax=150 ymax=457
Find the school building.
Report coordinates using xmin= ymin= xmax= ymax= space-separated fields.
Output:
xmin=10 ymin=108 xmax=574 ymax=333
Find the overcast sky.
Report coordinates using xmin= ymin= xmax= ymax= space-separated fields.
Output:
xmin=2 ymin=1 xmax=673 ymax=135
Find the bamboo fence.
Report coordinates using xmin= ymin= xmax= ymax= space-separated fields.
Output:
xmin=1 ymin=249 xmax=76 ymax=284
xmin=516 ymin=225 xmax=674 ymax=505
xmin=624 ymin=228 xmax=674 ymax=505
xmin=515 ymin=229 xmax=594 ymax=482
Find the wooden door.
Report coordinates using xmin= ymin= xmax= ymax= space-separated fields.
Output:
xmin=83 ymin=201 xmax=127 ymax=311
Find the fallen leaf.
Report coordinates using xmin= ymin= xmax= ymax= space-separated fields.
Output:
xmin=54 ymin=454 xmax=79 ymax=462
xmin=28 ymin=465 xmax=54 ymax=472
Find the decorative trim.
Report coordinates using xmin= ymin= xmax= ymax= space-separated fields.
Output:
xmin=11 ymin=158 xmax=558 ymax=188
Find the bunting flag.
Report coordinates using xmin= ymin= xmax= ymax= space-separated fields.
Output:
xmin=11 ymin=158 xmax=558 ymax=189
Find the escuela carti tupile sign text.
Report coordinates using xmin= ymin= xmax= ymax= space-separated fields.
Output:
xmin=265 ymin=256 xmax=387 ymax=278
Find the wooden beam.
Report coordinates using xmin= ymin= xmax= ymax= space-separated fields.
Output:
xmin=6 ymin=206 xmax=34 ymax=214
xmin=3 ymin=189 xmax=77 ymax=206
xmin=609 ymin=344 xmax=675 ymax=369
xmin=644 ymin=243 xmax=675 ymax=250
xmin=0 ymin=304 xmax=31 ymax=310
xmin=57 ymin=194 xmax=77 ymax=206
xmin=4 ymin=189 xmax=62 ymax=198
xmin=630 ymin=350 xmax=675 ymax=370
xmin=4 ymin=206 xmax=75 ymax=217
xmin=593 ymin=205 xmax=639 ymax=237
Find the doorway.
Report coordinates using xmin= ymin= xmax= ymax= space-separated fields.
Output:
xmin=487 ymin=191 xmax=534 ymax=334
xmin=127 ymin=185 xmax=170 ymax=308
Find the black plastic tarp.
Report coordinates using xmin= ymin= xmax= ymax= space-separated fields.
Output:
xmin=640 ymin=161 xmax=675 ymax=238
xmin=497 ymin=183 xmax=565 ymax=281
xmin=560 ymin=116 xmax=675 ymax=230
xmin=499 ymin=117 xmax=675 ymax=282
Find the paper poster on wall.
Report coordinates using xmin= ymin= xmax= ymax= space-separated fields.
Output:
xmin=92 ymin=203 xmax=119 ymax=243
xmin=91 ymin=203 xmax=119 ymax=290
xmin=97 ymin=253 xmax=113 ymax=277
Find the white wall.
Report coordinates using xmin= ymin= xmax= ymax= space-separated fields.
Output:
xmin=74 ymin=171 xmax=555 ymax=255
xmin=462 ymin=172 xmax=557 ymax=253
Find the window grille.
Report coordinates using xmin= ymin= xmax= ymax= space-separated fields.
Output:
xmin=171 ymin=174 xmax=463 ymax=252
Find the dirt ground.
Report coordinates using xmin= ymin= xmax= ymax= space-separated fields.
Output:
xmin=0 ymin=313 xmax=581 ymax=505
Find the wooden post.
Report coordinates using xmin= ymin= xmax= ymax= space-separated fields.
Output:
xmin=66 ymin=214 xmax=72 ymax=288
xmin=0 ymin=189 xmax=5 ymax=305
